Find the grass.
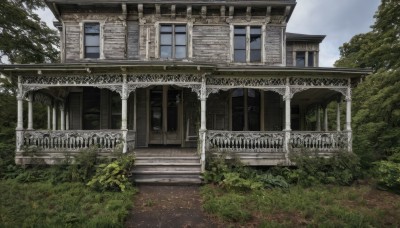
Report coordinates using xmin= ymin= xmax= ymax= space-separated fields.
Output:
xmin=0 ymin=179 xmax=137 ymax=227
xmin=202 ymin=184 xmax=400 ymax=226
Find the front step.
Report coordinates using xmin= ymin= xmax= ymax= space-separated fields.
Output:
xmin=132 ymin=156 xmax=202 ymax=185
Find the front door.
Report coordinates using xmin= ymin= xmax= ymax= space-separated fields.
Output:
xmin=149 ymin=86 xmax=182 ymax=145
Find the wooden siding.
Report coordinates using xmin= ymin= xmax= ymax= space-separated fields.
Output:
xmin=103 ymin=21 xmax=126 ymax=59
xmin=192 ymin=25 xmax=230 ymax=63
xmin=265 ymin=26 xmax=283 ymax=65
xmin=135 ymin=88 xmax=147 ymax=147
xmin=68 ymin=92 xmax=82 ymax=130
xmin=127 ymin=21 xmax=139 ymax=59
xmin=65 ymin=22 xmax=81 ymax=61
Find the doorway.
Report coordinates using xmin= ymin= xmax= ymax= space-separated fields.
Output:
xmin=148 ymin=86 xmax=182 ymax=145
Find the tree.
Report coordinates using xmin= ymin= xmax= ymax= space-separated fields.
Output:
xmin=0 ymin=0 xmax=60 ymax=64
xmin=335 ymin=0 xmax=400 ymax=167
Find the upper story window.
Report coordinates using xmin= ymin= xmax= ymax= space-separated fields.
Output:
xmin=234 ymin=26 xmax=262 ymax=63
xmin=84 ymin=23 xmax=100 ymax=59
xmin=296 ymin=51 xmax=315 ymax=67
xmin=160 ymin=24 xmax=187 ymax=59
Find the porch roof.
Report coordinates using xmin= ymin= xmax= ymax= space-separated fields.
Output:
xmin=0 ymin=62 xmax=372 ymax=79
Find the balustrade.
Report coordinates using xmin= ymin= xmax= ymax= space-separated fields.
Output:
xmin=22 ymin=130 xmax=131 ymax=152
xmin=290 ymin=131 xmax=348 ymax=151
xmin=207 ymin=131 xmax=285 ymax=153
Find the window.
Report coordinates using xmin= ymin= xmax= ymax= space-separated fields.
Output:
xmin=160 ymin=25 xmax=187 ymax=59
xmin=110 ymin=92 xmax=122 ymax=129
xmin=234 ymin=26 xmax=262 ymax=63
xmin=83 ymin=88 xmax=100 ymax=130
xmin=296 ymin=51 xmax=305 ymax=67
xmin=232 ymin=89 xmax=260 ymax=131
xmin=296 ymin=51 xmax=315 ymax=67
xmin=84 ymin=23 xmax=100 ymax=58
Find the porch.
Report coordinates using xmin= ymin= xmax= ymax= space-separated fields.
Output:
xmin=5 ymin=63 xmax=367 ymax=170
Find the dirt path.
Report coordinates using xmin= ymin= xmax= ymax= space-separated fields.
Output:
xmin=125 ymin=186 xmax=218 ymax=228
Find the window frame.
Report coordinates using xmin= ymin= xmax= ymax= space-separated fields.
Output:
xmin=230 ymin=88 xmax=261 ymax=131
xmin=159 ymin=24 xmax=188 ymax=60
xmin=231 ymin=24 xmax=265 ymax=64
xmin=84 ymin=22 xmax=100 ymax=59
xmin=80 ymin=21 xmax=104 ymax=60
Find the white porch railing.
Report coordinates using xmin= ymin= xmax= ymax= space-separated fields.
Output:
xmin=206 ymin=131 xmax=285 ymax=152
xmin=22 ymin=130 xmax=131 ymax=152
xmin=290 ymin=131 xmax=348 ymax=151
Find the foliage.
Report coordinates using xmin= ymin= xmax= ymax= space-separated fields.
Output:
xmin=335 ymin=0 xmax=400 ymax=168
xmin=87 ymin=155 xmax=135 ymax=192
xmin=285 ymin=150 xmax=361 ymax=187
xmin=204 ymin=152 xmax=289 ymax=191
xmin=0 ymin=180 xmax=136 ymax=227
xmin=0 ymin=0 xmax=59 ymax=63
xmin=201 ymin=184 xmax=400 ymax=226
xmin=375 ymin=151 xmax=400 ymax=192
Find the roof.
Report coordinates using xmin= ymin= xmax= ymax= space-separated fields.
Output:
xmin=0 ymin=62 xmax=371 ymax=79
xmin=286 ymin=33 xmax=326 ymax=43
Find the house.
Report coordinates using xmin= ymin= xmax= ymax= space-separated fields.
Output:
xmin=0 ymin=0 xmax=369 ymax=183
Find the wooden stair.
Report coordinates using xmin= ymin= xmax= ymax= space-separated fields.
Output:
xmin=132 ymin=149 xmax=202 ymax=185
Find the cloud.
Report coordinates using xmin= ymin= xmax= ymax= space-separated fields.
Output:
xmin=287 ymin=0 xmax=380 ymax=67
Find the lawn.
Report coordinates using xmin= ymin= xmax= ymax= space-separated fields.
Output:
xmin=0 ymin=180 xmax=136 ymax=227
xmin=202 ymin=184 xmax=400 ymax=227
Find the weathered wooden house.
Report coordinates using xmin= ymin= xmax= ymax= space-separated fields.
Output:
xmin=0 ymin=0 xmax=369 ymax=183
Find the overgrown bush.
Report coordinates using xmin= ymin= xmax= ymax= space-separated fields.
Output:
xmin=375 ymin=151 xmax=400 ymax=192
xmin=87 ymin=154 xmax=135 ymax=192
xmin=204 ymin=151 xmax=289 ymax=191
xmin=284 ymin=150 xmax=361 ymax=186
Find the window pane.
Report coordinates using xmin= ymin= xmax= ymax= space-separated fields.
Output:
xmin=85 ymin=23 xmax=99 ymax=33
xmin=296 ymin=52 xmax=306 ymax=67
xmin=151 ymin=89 xmax=163 ymax=131
xmin=250 ymin=35 xmax=261 ymax=49
xmin=234 ymin=50 xmax=246 ymax=62
xmin=250 ymin=27 xmax=261 ymax=35
xmin=308 ymin=52 xmax=314 ymax=67
xmin=160 ymin=46 xmax=172 ymax=58
xmin=86 ymin=47 xmax=100 ymax=54
xmin=160 ymin=25 xmax=172 ymax=33
xmin=175 ymin=25 xmax=186 ymax=33
xmin=175 ymin=34 xmax=186 ymax=45
xmin=161 ymin=34 xmax=172 ymax=45
xmin=85 ymin=52 xmax=100 ymax=58
xmin=85 ymin=35 xmax=100 ymax=46
xmin=175 ymin=46 xmax=186 ymax=59
xmin=167 ymin=89 xmax=180 ymax=132
xmin=234 ymin=27 xmax=246 ymax=35
xmin=234 ymin=36 xmax=246 ymax=50
xmin=250 ymin=50 xmax=261 ymax=62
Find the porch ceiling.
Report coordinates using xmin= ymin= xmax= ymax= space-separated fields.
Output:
xmin=291 ymin=88 xmax=340 ymax=107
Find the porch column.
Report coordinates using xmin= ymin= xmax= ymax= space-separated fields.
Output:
xmin=66 ymin=109 xmax=69 ymax=130
xmin=47 ymin=106 xmax=51 ymax=130
xmin=336 ymin=97 xmax=341 ymax=132
xmin=323 ymin=105 xmax=328 ymax=131
xmin=52 ymin=103 xmax=57 ymax=131
xmin=283 ymin=78 xmax=291 ymax=164
xmin=16 ymin=76 xmax=24 ymax=152
xmin=345 ymin=83 xmax=352 ymax=152
xmin=316 ymin=106 xmax=321 ymax=131
xmin=27 ymin=93 xmax=33 ymax=130
xmin=121 ymin=74 xmax=128 ymax=153
xmin=200 ymin=77 xmax=207 ymax=172
xmin=60 ymin=103 xmax=65 ymax=131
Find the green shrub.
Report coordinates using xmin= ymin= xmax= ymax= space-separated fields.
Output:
xmin=222 ymin=172 xmax=263 ymax=191
xmin=203 ymin=151 xmax=234 ymax=183
xmin=87 ymin=154 xmax=135 ymax=192
xmin=287 ymin=150 xmax=361 ymax=186
xmin=375 ymin=152 xmax=400 ymax=191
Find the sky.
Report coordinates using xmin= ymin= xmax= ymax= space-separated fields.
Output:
xmin=37 ymin=0 xmax=381 ymax=67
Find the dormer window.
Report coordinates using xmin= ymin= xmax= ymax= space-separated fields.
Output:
xmin=160 ymin=24 xmax=187 ymax=59
xmin=295 ymin=51 xmax=315 ymax=67
xmin=84 ymin=23 xmax=100 ymax=59
xmin=234 ymin=26 xmax=262 ymax=63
